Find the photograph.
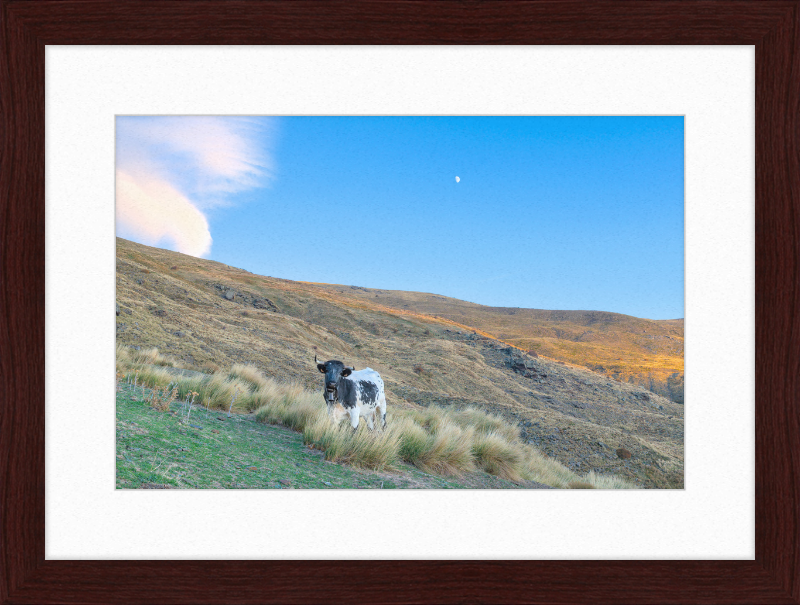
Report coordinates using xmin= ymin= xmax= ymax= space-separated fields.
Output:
xmin=115 ymin=115 xmax=684 ymax=490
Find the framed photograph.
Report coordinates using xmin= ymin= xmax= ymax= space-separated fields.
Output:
xmin=113 ymin=113 xmax=684 ymax=494
xmin=3 ymin=1 xmax=797 ymax=603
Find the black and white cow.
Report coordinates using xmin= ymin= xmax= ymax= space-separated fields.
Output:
xmin=315 ymin=356 xmax=387 ymax=431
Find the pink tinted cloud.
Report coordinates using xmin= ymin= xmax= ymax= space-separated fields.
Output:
xmin=116 ymin=169 xmax=212 ymax=257
xmin=115 ymin=116 xmax=273 ymax=256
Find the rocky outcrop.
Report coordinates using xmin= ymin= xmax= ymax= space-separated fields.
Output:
xmin=211 ymin=283 xmax=279 ymax=312
xmin=667 ymin=372 xmax=684 ymax=404
xmin=503 ymin=348 xmax=547 ymax=380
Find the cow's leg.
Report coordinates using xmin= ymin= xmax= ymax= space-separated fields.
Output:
xmin=329 ymin=404 xmax=346 ymax=426
xmin=366 ymin=410 xmax=375 ymax=431
xmin=348 ymin=408 xmax=360 ymax=430
xmin=378 ymin=394 xmax=387 ymax=430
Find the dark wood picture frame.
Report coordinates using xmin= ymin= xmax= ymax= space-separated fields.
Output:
xmin=2 ymin=1 xmax=798 ymax=603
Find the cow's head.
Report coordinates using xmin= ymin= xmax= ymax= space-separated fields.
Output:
xmin=315 ymin=356 xmax=354 ymax=404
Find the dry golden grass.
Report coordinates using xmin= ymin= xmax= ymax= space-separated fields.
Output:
xmin=303 ymin=414 xmax=400 ymax=470
xmin=116 ymin=343 xmax=131 ymax=362
xmin=395 ymin=417 xmax=432 ymax=465
xmin=517 ymin=443 xmax=581 ymax=487
xmin=201 ymin=361 xmax=220 ymax=373
xmin=129 ymin=346 xmax=178 ymax=367
xmin=174 ymin=377 xmax=206 ymax=401
xmin=471 ymin=431 xmax=524 ymax=481
xmin=255 ymin=387 xmax=320 ymax=431
xmin=228 ymin=363 xmax=270 ymax=390
xmin=116 ymin=348 xmax=130 ymax=375
xmin=198 ymin=374 xmax=255 ymax=412
xmin=451 ymin=407 xmax=521 ymax=443
xmin=392 ymin=414 xmax=476 ymax=476
xmin=417 ymin=421 xmax=475 ymax=476
xmin=582 ymin=470 xmax=637 ymax=489
xmin=123 ymin=365 xmax=174 ymax=390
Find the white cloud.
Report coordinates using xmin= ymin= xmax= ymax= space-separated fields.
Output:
xmin=115 ymin=116 xmax=273 ymax=256
xmin=116 ymin=170 xmax=212 ymax=257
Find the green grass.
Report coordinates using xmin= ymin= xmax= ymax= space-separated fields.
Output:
xmin=116 ymin=384 xmax=531 ymax=489
xmin=117 ymin=384 xmax=394 ymax=488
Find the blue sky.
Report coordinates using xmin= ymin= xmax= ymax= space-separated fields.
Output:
xmin=116 ymin=116 xmax=684 ymax=320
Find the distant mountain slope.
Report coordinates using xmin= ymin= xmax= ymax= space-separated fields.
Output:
xmin=296 ymin=284 xmax=684 ymax=403
xmin=115 ymin=237 xmax=683 ymax=488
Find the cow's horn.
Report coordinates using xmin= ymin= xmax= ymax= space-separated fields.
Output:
xmin=346 ymin=365 xmax=355 ymax=371
xmin=315 ymin=355 xmax=319 ymax=364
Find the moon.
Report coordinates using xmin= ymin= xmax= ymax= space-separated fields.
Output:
xmin=455 ymin=176 xmax=460 ymax=183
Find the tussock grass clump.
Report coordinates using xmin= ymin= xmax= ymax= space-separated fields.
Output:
xmin=116 ymin=356 xmax=129 ymax=376
xmin=396 ymin=418 xmax=432 ymax=465
xmin=406 ymin=407 xmax=448 ymax=434
xmin=393 ymin=415 xmax=475 ymax=476
xmin=303 ymin=415 xmax=400 ymax=470
xmin=471 ymin=431 xmax=523 ymax=481
xmin=198 ymin=374 xmax=254 ymax=412
xmin=125 ymin=366 xmax=174 ymax=390
xmin=419 ymin=421 xmax=475 ymax=476
xmin=116 ymin=344 xmax=132 ymax=363
xmin=252 ymin=382 xmax=308 ymax=414
xmin=201 ymin=361 xmax=220 ymax=373
xmin=451 ymin=408 xmax=520 ymax=443
xmin=174 ymin=377 xmax=206 ymax=401
xmin=250 ymin=381 xmax=289 ymax=412
xmin=228 ymin=364 xmax=269 ymax=391
xmin=518 ymin=443 xmax=580 ymax=488
xmin=514 ymin=445 xmax=635 ymax=489
xmin=568 ymin=481 xmax=596 ymax=489
xmin=280 ymin=392 xmax=321 ymax=431
xmin=130 ymin=346 xmax=177 ymax=367
xmin=582 ymin=470 xmax=637 ymax=490
xmin=255 ymin=388 xmax=320 ymax=431
xmin=117 ymin=344 xmax=181 ymax=377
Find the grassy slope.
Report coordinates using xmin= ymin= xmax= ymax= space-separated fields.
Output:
xmin=116 ymin=384 xmax=542 ymax=489
xmin=116 ymin=237 xmax=684 ymax=488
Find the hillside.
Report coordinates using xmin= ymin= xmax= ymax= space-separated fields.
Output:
xmin=297 ymin=284 xmax=684 ymax=404
xmin=116 ymin=237 xmax=684 ymax=488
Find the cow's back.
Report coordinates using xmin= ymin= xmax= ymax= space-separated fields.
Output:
xmin=350 ymin=367 xmax=382 ymax=385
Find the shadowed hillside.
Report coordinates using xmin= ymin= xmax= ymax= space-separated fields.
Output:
xmin=116 ymin=237 xmax=684 ymax=488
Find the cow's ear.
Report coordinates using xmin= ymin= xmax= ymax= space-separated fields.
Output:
xmin=317 ymin=364 xmax=326 ymax=373
xmin=341 ymin=368 xmax=352 ymax=377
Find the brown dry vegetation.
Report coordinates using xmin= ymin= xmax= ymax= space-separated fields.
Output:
xmin=116 ymin=237 xmax=684 ymax=488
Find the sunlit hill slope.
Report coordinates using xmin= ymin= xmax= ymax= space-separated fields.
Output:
xmin=301 ymin=285 xmax=685 ymax=404
xmin=115 ymin=238 xmax=684 ymax=488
